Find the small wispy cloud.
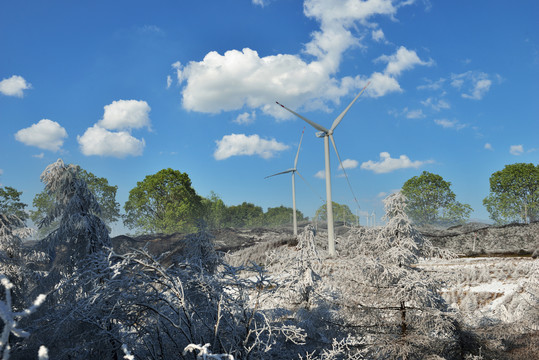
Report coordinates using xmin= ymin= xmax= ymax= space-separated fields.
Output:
xmin=233 ymin=111 xmax=256 ymax=125
xmin=417 ymin=77 xmax=446 ymax=91
xmin=406 ymin=109 xmax=425 ymax=119
xmin=421 ymin=97 xmax=450 ymax=111
xmin=451 ymin=71 xmax=496 ymax=100
xmin=509 ymin=144 xmax=524 ymax=155
xmin=371 ymin=29 xmax=386 ymax=43
xmin=434 ymin=118 xmax=467 ymax=130
xmin=314 ymin=170 xmax=325 ymax=179
xmin=484 ymin=143 xmax=493 ymax=151
xmin=32 ymin=153 xmax=45 ymax=159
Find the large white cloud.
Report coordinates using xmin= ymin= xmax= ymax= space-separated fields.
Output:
xmin=77 ymin=125 xmax=145 ymax=158
xmin=97 ymin=100 xmax=151 ymax=130
xmin=15 ymin=119 xmax=67 ymax=151
xmin=361 ymin=151 xmax=432 ymax=173
xmin=0 ymin=75 xmax=32 ymax=97
xmin=214 ymin=133 xmax=289 ymax=160
xmin=78 ymin=99 xmax=150 ymax=158
xmin=174 ymin=0 xmax=420 ymax=117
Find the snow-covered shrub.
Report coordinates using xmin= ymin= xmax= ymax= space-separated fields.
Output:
xmin=26 ymin=245 xmax=305 ymax=359
xmin=0 ymin=275 xmax=46 ymax=359
xmin=0 ymin=214 xmax=46 ymax=307
xmin=310 ymin=192 xmax=458 ymax=359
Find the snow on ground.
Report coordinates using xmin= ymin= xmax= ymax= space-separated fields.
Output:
xmin=418 ymin=256 xmax=537 ymax=327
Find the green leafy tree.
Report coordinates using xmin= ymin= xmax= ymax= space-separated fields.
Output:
xmin=401 ymin=171 xmax=472 ymax=226
xmin=224 ymin=202 xmax=263 ymax=228
xmin=0 ymin=186 xmax=28 ymax=220
xmin=483 ymin=163 xmax=539 ymax=224
xmin=30 ymin=169 xmax=120 ymax=237
xmin=201 ymin=191 xmax=228 ymax=230
xmin=124 ymin=168 xmax=203 ymax=234
xmin=315 ymin=201 xmax=358 ymax=225
xmin=264 ymin=205 xmax=306 ymax=227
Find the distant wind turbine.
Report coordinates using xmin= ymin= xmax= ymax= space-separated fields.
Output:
xmin=265 ymin=128 xmax=305 ymax=237
xmin=276 ymin=83 xmax=370 ymax=256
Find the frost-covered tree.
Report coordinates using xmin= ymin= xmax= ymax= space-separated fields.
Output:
xmin=0 ymin=214 xmax=34 ymax=302
xmin=30 ymin=168 xmax=120 ymax=237
xmin=36 ymin=159 xmax=111 ymax=274
xmin=309 ymin=192 xmax=457 ymax=359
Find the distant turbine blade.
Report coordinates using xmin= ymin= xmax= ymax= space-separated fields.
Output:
xmin=330 ymin=134 xmax=361 ymax=210
xmin=265 ymin=169 xmax=294 ymax=179
xmin=294 ymin=127 xmax=305 ymax=169
xmin=296 ymin=170 xmax=325 ymax=202
xmin=329 ymin=82 xmax=370 ymax=132
xmin=276 ymin=102 xmax=329 ymax=133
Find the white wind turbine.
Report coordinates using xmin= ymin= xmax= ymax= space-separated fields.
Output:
xmin=276 ymin=83 xmax=370 ymax=256
xmin=265 ymin=128 xmax=305 ymax=237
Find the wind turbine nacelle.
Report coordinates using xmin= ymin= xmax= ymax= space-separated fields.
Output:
xmin=316 ymin=131 xmax=326 ymax=138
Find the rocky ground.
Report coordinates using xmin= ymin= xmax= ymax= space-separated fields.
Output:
xmin=111 ymin=221 xmax=539 ymax=258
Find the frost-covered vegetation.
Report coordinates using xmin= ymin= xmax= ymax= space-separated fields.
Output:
xmin=0 ymin=160 xmax=537 ymax=359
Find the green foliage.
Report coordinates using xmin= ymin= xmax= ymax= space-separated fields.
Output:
xmin=483 ymin=163 xmax=539 ymax=224
xmin=264 ymin=205 xmax=306 ymax=227
xmin=224 ymin=202 xmax=264 ymax=228
xmin=124 ymin=168 xmax=203 ymax=234
xmin=0 ymin=186 xmax=28 ymax=220
xmin=201 ymin=191 xmax=228 ymax=230
xmin=30 ymin=168 xmax=120 ymax=237
xmin=314 ymin=201 xmax=358 ymax=225
xmin=401 ymin=171 xmax=472 ymax=226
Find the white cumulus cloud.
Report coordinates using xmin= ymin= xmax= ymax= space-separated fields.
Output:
xmin=97 ymin=100 xmax=151 ymax=130
xmin=77 ymin=125 xmax=145 ymax=158
xmin=15 ymin=119 xmax=67 ymax=152
xmin=484 ymin=143 xmax=493 ymax=151
xmin=509 ymin=145 xmax=524 ymax=156
xmin=339 ymin=158 xmax=359 ymax=169
xmin=174 ymin=0 xmax=418 ymax=117
xmin=214 ymin=133 xmax=289 ymax=160
xmin=361 ymin=152 xmax=432 ymax=174
xmin=0 ymin=75 xmax=32 ymax=97
xmin=376 ymin=46 xmax=433 ymax=77
xmin=365 ymin=46 xmax=432 ymax=98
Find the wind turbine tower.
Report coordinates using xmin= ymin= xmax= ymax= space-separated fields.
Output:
xmin=276 ymin=83 xmax=369 ymax=256
xmin=265 ymin=128 xmax=305 ymax=236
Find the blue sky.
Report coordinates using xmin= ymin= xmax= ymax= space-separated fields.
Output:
xmin=1 ymin=0 xmax=538 ymax=234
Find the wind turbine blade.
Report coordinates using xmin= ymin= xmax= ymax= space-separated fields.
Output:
xmin=276 ymin=102 xmax=329 ymax=133
xmin=329 ymin=134 xmax=361 ymax=210
xmin=296 ymin=170 xmax=325 ymax=202
xmin=329 ymin=82 xmax=370 ymax=132
xmin=265 ymin=169 xmax=294 ymax=179
xmin=294 ymin=127 xmax=305 ymax=169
